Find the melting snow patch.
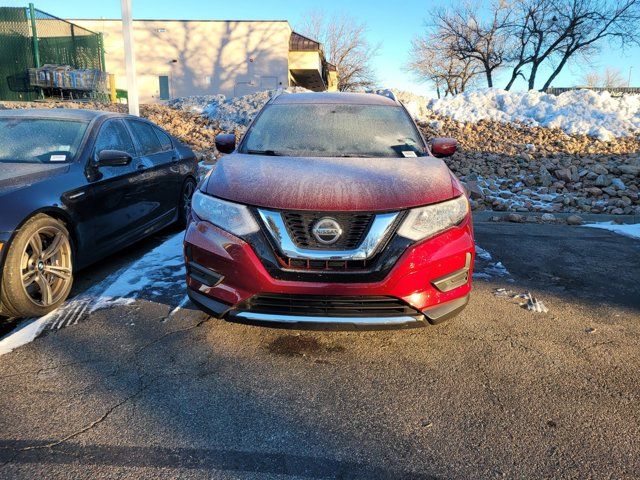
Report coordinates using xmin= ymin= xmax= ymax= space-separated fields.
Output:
xmin=164 ymin=294 xmax=191 ymax=322
xmin=582 ymin=222 xmax=640 ymax=240
xmin=519 ymin=292 xmax=549 ymax=313
xmin=90 ymin=233 xmax=185 ymax=312
xmin=492 ymin=288 xmax=549 ymax=314
xmin=0 ymin=313 xmax=54 ymax=356
xmin=474 ymin=244 xmax=513 ymax=281
xmin=475 ymin=245 xmax=492 ymax=261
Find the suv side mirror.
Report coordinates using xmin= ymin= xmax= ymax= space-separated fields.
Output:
xmin=215 ymin=133 xmax=236 ymax=154
xmin=96 ymin=149 xmax=132 ymax=167
xmin=431 ymin=138 xmax=457 ymax=158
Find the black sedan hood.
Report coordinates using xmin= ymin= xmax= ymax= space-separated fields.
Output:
xmin=0 ymin=163 xmax=69 ymax=196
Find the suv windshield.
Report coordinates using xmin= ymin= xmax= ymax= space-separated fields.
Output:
xmin=241 ymin=104 xmax=425 ymax=158
xmin=0 ymin=118 xmax=88 ymax=163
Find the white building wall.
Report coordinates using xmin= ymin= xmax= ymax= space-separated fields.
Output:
xmin=71 ymin=19 xmax=292 ymax=102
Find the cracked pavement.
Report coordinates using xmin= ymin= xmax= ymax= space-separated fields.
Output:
xmin=0 ymin=221 xmax=639 ymax=479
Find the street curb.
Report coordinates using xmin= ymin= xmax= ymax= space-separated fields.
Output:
xmin=472 ymin=211 xmax=640 ymax=224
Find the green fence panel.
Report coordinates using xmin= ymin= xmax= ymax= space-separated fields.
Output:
xmin=0 ymin=5 xmax=105 ymax=101
xmin=0 ymin=7 xmax=35 ymax=101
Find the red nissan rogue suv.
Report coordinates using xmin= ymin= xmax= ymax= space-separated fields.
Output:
xmin=184 ymin=92 xmax=474 ymax=327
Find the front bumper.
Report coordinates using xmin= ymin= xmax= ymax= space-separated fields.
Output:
xmin=184 ymin=215 xmax=474 ymax=327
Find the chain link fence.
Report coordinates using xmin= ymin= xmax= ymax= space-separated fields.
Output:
xmin=0 ymin=4 xmax=105 ymax=101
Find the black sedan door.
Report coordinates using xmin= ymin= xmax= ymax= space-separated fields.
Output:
xmin=79 ymin=118 xmax=146 ymax=256
xmin=125 ymin=119 xmax=182 ymax=225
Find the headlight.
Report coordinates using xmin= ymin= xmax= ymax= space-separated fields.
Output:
xmin=397 ymin=195 xmax=469 ymax=241
xmin=191 ymin=190 xmax=259 ymax=236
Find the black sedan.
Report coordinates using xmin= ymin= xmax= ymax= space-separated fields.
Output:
xmin=0 ymin=109 xmax=198 ymax=318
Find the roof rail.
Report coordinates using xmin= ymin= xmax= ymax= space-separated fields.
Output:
xmin=371 ymin=89 xmax=398 ymax=103
xmin=267 ymin=88 xmax=289 ymax=104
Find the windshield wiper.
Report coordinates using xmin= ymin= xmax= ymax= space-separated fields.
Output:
xmin=245 ymin=149 xmax=285 ymax=156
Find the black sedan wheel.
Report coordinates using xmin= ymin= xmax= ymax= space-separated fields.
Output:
xmin=1 ymin=215 xmax=73 ymax=318
xmin=177 ymin=178 xmax=196 ymax=228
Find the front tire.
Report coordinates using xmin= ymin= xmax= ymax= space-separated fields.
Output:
xmin=1 ymin=215 xmax=73 ymax=318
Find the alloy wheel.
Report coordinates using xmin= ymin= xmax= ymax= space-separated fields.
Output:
xmin=182 ymin=180 xmax=196 ymax=222
xmin=20 ymin=226 xmax=72 ymax=307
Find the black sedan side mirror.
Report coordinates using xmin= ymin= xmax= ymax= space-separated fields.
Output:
xmin=96 ymin=150 xmax=132 ymax=167
xmin=215 ymin=133 xmax=236 ymax=154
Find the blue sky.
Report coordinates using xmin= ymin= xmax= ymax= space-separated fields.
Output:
xmin=6 ymin=0 xmax=639 ymax=95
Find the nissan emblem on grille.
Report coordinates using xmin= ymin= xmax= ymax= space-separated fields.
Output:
xmin=312 ymin=218 xmax=343 ymax=245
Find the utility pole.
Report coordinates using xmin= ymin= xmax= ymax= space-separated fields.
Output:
xmin=120 ymin=0 xmax=139 ymax=116
xmin=628 ymin=66 xmax=633 ymax=88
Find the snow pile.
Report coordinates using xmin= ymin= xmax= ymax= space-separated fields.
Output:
xmin=583 ymin=222 xmax=640 ymax=240
xmin=169 ymin=87 xmax=310 ymax=133
xmin=168 ymin=94 xmax=225 ymax=113
xmin=429 ymin=89 xmax=640 ymax=141
xmin=370 ymin=89 xmax=432 ymax=120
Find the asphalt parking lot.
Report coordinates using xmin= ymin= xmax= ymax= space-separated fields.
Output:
xmin=1 ymin=221 xmax=639 ymax=479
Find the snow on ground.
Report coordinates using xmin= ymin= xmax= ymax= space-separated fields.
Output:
xmin=0 ymin=232 xmax=186 ymax=356
xmin=582 ymin=222 xmax=640 ymax=240
xmin=428 ymin=89 xmax=640 ymax=141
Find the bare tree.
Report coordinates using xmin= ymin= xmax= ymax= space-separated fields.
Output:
xmin=505 ymin=0 xmax=640 ymax=91
xmin=503 ymin=0 xmax=558 ymax=90
xmin=298 ymin=12 xmax=379 ymax=91
xmin=540 ymin=0 xmax=640 ymax=91
xmin=429 ymin=0 xmax=513 ymax=88
xmin=407 ymin=34 xmax=482 ymax=97
xmin=581 ymin=66 xmax=626 ymax=87
xmin=583 ymin=70 xmax=602 ymax=86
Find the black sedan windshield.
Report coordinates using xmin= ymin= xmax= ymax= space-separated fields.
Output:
xmin=241 ymin=104 xmax=425 ymax=158
xmin=0 ymin=118 xmax=88 ymax=163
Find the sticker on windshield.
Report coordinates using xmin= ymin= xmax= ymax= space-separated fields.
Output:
xmin=57 ymin=145 xmax=71 ymax=151
xmin=50 ymin=154 xmax=67 ymax=162
xmin=401 ymin=150 xmax=417 ymax=157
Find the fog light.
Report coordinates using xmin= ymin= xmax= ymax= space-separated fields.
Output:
xmin=432 ymin=253 xmax=471 ymax=292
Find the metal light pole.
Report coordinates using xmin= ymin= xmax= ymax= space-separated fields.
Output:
xmin=628 ymin=66 xmax=633 ymax=88
xmin=120 ymin=0 xmax=139 ymax=116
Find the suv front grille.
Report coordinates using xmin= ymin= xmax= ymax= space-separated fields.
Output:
xmin=275 ymin=254 xmax=369 ymax=271
xmin=282 ymin=211 xmax=374 ymax=249
xmin=238 ymin=294 xmax=420 ymax=317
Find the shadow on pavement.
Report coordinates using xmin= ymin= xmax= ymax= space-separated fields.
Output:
xmin=474 ymin=221 xmax=640 ymax=314
xmin=0 ymin=440 xmax=436 ymax=479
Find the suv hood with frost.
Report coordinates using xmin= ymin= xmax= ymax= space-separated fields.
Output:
xmin=205 ymin=154 xmax=458 ymax=211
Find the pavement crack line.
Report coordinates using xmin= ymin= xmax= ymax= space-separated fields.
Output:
xmin=0 ymin=316 xmax=214 ymax=467
xmin=3 ymin=378 xmax=153 ymax=457
xmin=0 ymin=358 xmax=106 ymax=381
xmin=132 ymin=315 xmax=212 ymax=357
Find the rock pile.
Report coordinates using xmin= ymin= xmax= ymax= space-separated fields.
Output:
xmin=419 ymin=115 xmax=640 ymax=215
